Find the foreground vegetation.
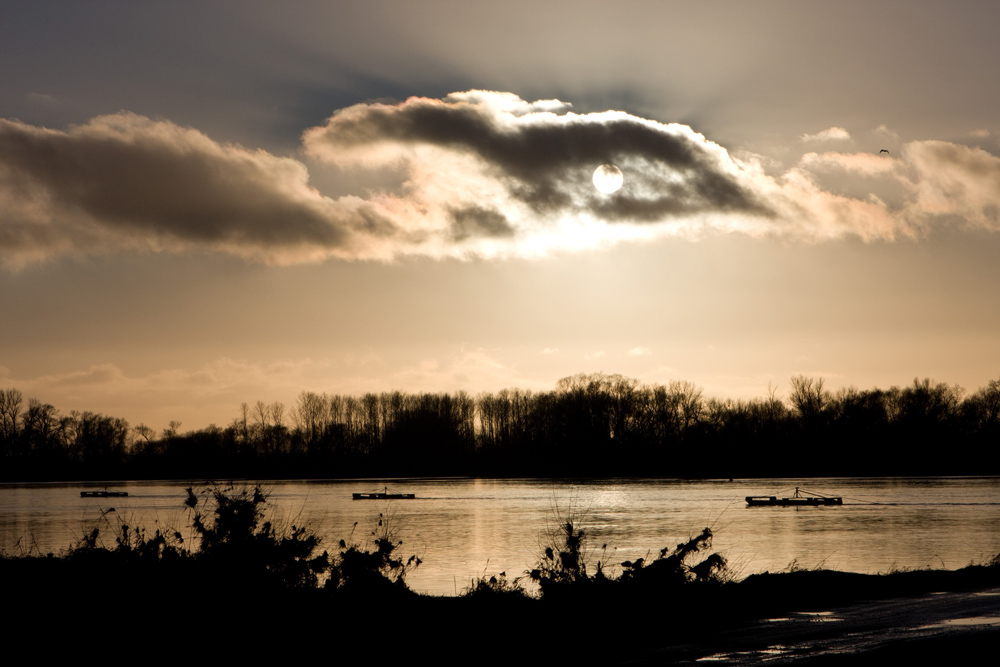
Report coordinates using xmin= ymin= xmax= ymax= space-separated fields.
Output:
xmin=4 ymin=486 xmax=999 ymax=662
xmin=3 ymin=373 xmax=1000 ymax=480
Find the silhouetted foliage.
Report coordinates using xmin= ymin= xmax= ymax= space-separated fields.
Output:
xmin=527 ymin=518 xmax=594 ymax=594
xmin=619 ymin=527 xmax=728 ymax=587
xmin=184 ymin=484 xmax=330 ymax=589
xmin=526 ymin=512 xmax=728 ymax=604
xmin=46 ymin=484 xmax=430 ymax=598
xmin=328 ymin=510 xmax=421 ymax=595
xmin=54 ymin=484 xmax=330 ymax=592
xmin=462 ymin=570 xmax=527 ymax=599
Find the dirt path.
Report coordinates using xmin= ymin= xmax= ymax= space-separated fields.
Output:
xmin=628 ymin=587 xmax=1000 ymax=665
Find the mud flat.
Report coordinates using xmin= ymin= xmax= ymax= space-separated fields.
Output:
xmin=631 ymin=570 xmax=1000 ymax=665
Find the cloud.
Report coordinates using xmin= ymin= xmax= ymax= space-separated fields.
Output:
xmin=801 ymin=127 xmax=852 ymax=143
xmin=627 ymin=347 xmax=652 ymax=357
xmin=0 ymin=113 xmax=387 ymax=266
xmin=301 ymin=90 xmax=774 ymax=251
xmin=798 ymin=151 xmax=897 ymax=177
xmin=903 ymin=140 xmax=1000 ymax=227
xmin=389 ymin=347 xmax=545 ymax=393
xmin=5 ymin=91 xmax=1000 ymax=267
xmin=787 ymin=141 xmax=1000 ymax=236
xmin=5 ymin=358 xmax=325 ymax=407
xmin=0 ymin=350 xmax=552 ymax=430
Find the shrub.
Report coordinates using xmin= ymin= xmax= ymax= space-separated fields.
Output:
xmin=184 ymin=484 xmax=330 ymax=589
xmin=463 ymin=569 xmax=527 ymax=599
xmin=328 ymin=510 xmax=421 ymax=594
xmin=619 ymin=527 xmax=728 ymax=588
xmin=527 ymin=517 xmax=728 ymax=599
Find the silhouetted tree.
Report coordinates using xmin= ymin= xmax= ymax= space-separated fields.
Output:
xmin=0 ymin=388 xmax=23 ymax=460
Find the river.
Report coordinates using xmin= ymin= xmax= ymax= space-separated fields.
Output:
xmin=2 ymin=477 xmax=998 ymax=596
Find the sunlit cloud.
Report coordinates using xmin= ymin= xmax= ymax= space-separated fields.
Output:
xmin=789 ymin=141 xmax=1000 ymax=235
xmin=5 ymin=91 xmax=1000 ymax=268
xmin=801 ymin=127 xmax=851 ymax=143
xmin=903 ymin=141 xmax=1000 ymax=228
xmin=798 ymin=151 xmax=897 ymax=177
xmin=1 ymin=358 xmax=331 ymax=410
xmin=634 ymin=364 xmax=679 ymax=385
xmin=389 ymin=347 xmax=546 ymax=393
xmin=301 ymin=90 xmax=773 ymax=256
xmin=873 ymin=124 xmax=898 ymax=140
xmin=627 ymin=347 xmax=652 ymax=357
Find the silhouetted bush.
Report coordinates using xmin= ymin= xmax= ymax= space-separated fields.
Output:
xmin=462 ymin=570 xmax=527 ymax=599
xmin=327 ymin=510 xmax=421 ymax=595
xmin=184 ymin=484 xmax=330 ymax=589
xmin=526 ymin=513 xmax=728 ymax=603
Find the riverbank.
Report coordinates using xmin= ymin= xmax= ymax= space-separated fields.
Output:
xmin=4 ymin=556 xmax=998 ymax=663
xmin=636 ymin=579 xmax=1000 ymax=665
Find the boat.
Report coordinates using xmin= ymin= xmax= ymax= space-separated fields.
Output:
xmin=80 ymin=488 xmax=129 ymax=498
xmin=745 ymin=487 xmax=842 ymax=507
xmin=352 ymin=487 xmax=416 ymax=500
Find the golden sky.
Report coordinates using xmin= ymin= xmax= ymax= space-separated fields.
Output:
xmin=3 ymin=1 xmax=1000 ymax=430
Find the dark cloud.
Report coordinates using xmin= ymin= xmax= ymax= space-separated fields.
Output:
xmin=5 ymin=91 xmax=1000 ymax=267
xmin=0 ymin=114 xmax=398 ymax=265
xmin=304 ymin=92 xmax=771 ymax=222
xmin=449 ymin=206 xmax=516 ymax=241
xmin=0 ymin=114 xmax=343 ymax=245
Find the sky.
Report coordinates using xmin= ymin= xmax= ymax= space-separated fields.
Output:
xmin=3 ymin=1 xmax=1000 ymax=432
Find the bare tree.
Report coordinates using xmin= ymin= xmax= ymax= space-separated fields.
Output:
xmin=269 ymin=401 xmax=285 ymax=429
xmin=21 ymin=398 xmax=63 ymax=455
xmin=294 ymin=391 xmax=329 ymax=449
xmin=0 ymin=388 xmax=23 ymax=444
xmin=133 ymin=423 xmax=155 ymax=446
xmin=789 ymin=375 xmax=828 ymax=418
xmin=965 ymin=378 xmax=1000 ymax=429
xmin=162 ymin=420 xmax=182 ymax=439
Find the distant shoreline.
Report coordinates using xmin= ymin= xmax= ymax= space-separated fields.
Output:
xmin=4 ymin=374 xmax=1000 ymax=481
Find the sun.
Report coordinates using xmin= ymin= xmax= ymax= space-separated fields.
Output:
xmin=593 ymin=164 xmax=624 ymax=194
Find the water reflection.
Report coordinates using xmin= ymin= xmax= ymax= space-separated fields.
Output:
xmin=1 ymin=477 xmax=998 ymax=596
xmin=918 ymin=616 xmax=1000 ymax=629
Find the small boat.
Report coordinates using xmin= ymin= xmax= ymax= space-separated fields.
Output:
xmin=352 ymin=486 xmax=416 ymax=500
xmin=746 ymin=487 xmax=842 ymax=507
xmin=81 ymin=488 xmax=129 ymax=498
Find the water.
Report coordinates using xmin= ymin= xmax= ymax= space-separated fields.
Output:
xmin=2 ymin=477 xmax=998 ymax=596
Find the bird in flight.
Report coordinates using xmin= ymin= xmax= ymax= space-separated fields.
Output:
xmin=879 ymin=149 xmax=889 ymax=154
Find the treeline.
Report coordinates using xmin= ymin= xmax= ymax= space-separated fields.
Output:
xmin=2 ymin=373 xmax=999 ymax=480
